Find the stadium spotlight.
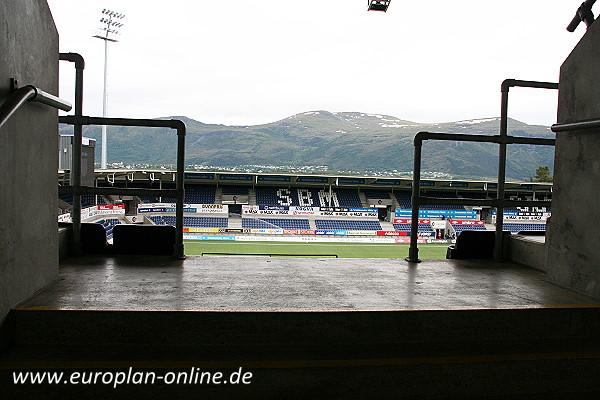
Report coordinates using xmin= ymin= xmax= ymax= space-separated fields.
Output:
xmin=93 ymin=9 xmax=126 ymax=169
xmin=567 ymin=0 xmax=596 ymax=31
xmin=368 ymin=0 xmax=391 ymax=12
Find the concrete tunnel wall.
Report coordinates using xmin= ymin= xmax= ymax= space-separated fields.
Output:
xmin=0 ymin=0 xmax=60 ymax=349
xmin=547 ymin=19 xmax=600 ymax=299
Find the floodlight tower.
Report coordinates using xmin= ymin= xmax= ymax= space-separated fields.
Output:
xmin=368 ymin=0 xmax=391 ymax=12
xmin=93 ymin=9 xmax=125 ymax=169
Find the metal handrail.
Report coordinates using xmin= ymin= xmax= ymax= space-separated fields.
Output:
xmin=59 ymin=53 xmax=186 ymax=259
xmin=551 ymin=118 xmax=600 ymax=132
xmin=405 ymin=79 xmax=558 ymax=263
xmin=59 ymin=115 xmax=187 ymax=259
xmin=0 ymin=85 xmax=72 ymax=129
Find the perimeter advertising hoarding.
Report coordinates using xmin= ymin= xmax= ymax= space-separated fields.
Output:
xmin=394 ymin=238 xmax=428 ymax=244
xmin=184 ymin=227 xmax=221 ymax=233
xmin=138 ymin=204 xmax=228 ymax=214
xmin=346 ymin=230 xmax=378 ymax=236
xmin=377 ymin=231 xmax=407 ymax=236
xmin=491 ymin=209 xmax=550 ymax=222
xmin=504 ymin=215 xmax=549 ymax=221
xmin=393 ymin=218 xmax=432 ymax=224
xmin=58 ymin=213 xmax=71 ymax=222
xmin=182 ymin=235 xmax=454 ymax=244
xmin=251 ymin=228 xmax=284 ymax=234
xmin=394 ymin=209 xmax=478 ymax=219
xmin=283 ymin=229 xmax=316 ymax=235
xmin=242 ymin=205 xmax=377 ymax=217
xmin=492 ymin=215 xmax=549 ymax=222
xmin=183 ymin=235 xmax=236 ymax=241
xmin=96 ymin=204 xmax=126 ymax=215
xmin=448 ymin=220 xmax=485 ymax=225
xmin=431 ymin=220 xmax=447 ymax=230
xmin=315 ymin=230 xmax=347 ymax=235
xmin=59 ymin=204 xmax=125 ymax=223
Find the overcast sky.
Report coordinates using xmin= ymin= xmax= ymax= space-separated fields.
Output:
xmin=47 ymin=1 xmax=586 ymax=126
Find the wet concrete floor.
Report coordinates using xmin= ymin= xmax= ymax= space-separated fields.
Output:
xmin=19 ymin=255 xmax=599 ymax=311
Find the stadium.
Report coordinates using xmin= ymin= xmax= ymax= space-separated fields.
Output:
xmin=3 ymin=1 xmax=600 ymax=399
xmin=57 ymin=169 xmax=552 ymax=260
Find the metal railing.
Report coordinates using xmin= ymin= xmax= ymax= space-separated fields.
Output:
xmin=59 ymin=53 xmax=186 ymax=259
xmin=405 ymin=79 xmax=558 ymax=263
xmin=0 ymin=84 xmax=72 ymax=129
xmin=552 ymin=118 xmax=600 ymax=132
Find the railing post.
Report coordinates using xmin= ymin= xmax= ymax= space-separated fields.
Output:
xmin=60 ymin=53 xmax=85 ymax=256
xmin=494 ymin=79 xmax=559 ymax=261
xmin=174 ymin=120 xmax=186 ymax=259
xmin=406 ymin=134 xmax=422 ymax=263
xmin=494 ymin=81 xmax=510 ymax=261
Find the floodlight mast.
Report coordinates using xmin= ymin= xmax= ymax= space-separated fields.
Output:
xmin=567 ymin=0 xmax=596 ymax=31
xmin=93 ymin=9 xmax=125 ymax=169
xmin=368 ymin=0 xmax=391 ymax=12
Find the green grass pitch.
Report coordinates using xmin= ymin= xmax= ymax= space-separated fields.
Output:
xmin=184 ymin=241 xmax=449 ymax=259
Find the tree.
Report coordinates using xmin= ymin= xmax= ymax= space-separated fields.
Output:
xmin=531 ymin=165 xmax=553 ymax=182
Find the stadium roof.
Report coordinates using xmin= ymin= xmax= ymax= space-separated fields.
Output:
xmin=58 ymin=169 xmax=553 ymax=192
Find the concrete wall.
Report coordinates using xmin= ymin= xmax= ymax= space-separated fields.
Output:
xmin=0 ymin=0 xmax=59 ymax=349
xmin=507 ymin=235 xmax=547 ymax=272
xmin=546 ymin=21 xmax=600 ymax=299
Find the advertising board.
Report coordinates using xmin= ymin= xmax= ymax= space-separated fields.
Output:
xmin=394 ymin=209 xmax=477 ymax=219
xmin=242 ymin=205 xmax=377 ymax=217
xmin=393 ymin=218 xmax=431 ymax=224
xmin=138 ymin=203 xmax=228 ymax=214
xmin=449 ymin=219 xmax=485 ymax=225
xmin=283 ymin=229 xmax=316 ymax=235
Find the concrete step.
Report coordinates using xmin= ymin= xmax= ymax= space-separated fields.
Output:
xmin=379 ymin=221 xmax=395 ymax=231
xmin=227 ymin=214 xmax=242 ymax=229
xmin=4 ymin=307 xmax=600 ymax=399
xmin=11 ymin=307 xmax=600 ymax=348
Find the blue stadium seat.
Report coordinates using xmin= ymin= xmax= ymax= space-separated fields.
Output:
xmin=363 ymin=189 xmax=391 ymax=199
xmin=184 ymin=185 xmax=216 ymax=204
xmin=501 ymin=223 xmax=546 ymax=233
xmin=393 ymin=222 xmax=433 ymax=233
xmin=394 ymin=191 xmax=412 ymax=208
xmin=451 ymin=224 xmax=487 ymax=234
xmin=95 ymin=218 xmax=121 ymax=240
xmin=334 ymin=189 xmax=363 ymax=207
xmin=242 ymin=218 xmax=310 ymax=230
xmin=393 ymin=223 xmax=411 ymax=231
xmin=151 ymin=215 xmax=228 ymax=228
xmin=421 ymin=191 xmax=466 ymax=210
xmin=60 ymin=194 xmax=102 ymax=208
xmin=139 ymin=195 xmax=159 ymax=203
xmin=255 ymin=187 xmax=362 ymax=208
xmin=221 ymin=186 xmax=250 ymax=195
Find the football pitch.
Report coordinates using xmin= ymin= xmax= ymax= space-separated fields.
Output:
xmin=184 ymin=241 xmax=449 ymax=259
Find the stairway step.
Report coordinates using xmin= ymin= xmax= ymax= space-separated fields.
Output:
xmin=12 ymin=307 xmax=600 ymax=348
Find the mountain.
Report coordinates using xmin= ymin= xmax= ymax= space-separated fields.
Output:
xmin=59 ymin=111 xmax=555 ymax=181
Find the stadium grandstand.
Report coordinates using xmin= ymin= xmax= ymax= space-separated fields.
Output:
xmin=5 ymin=2 xmax=600 ymax=398
xmin=57 ymin=170 xmax=551 ymax=244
